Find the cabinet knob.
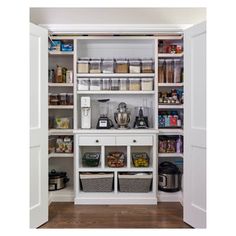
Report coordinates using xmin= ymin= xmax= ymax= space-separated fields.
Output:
xmin=95 ymin=140 xmax=99 ymax=143
xmin=133 ymin=140 xmax=137 ymax=143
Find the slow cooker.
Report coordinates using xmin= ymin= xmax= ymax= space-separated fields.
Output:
xmin=49 ymin=169 xmax=69 ymax=191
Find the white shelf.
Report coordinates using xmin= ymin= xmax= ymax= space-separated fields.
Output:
xmin=77 ymin=90 xmax=155 ymax=95
xmin=77 ymin=73 xmax=155 ymax=78
xmin=158 ymin=83 xmax=184 ymax=87
xmin=48 ymin=83 xmax=74 ymax=87
xmin=49 ymin=153 xmax=74 ymax=158
xmin=158 ymin=53 xmax=184 ymax=58
xmin=74 ymin=129 xmax=159 ymax=134
xmin=49 ymin=105 xmax=74 ymax=109
xmin=158 ymin=153 xmax=183 ymax=158
xmin=78 ymin=167 xmax=154 ymax=172
xmin=49 ymin=185 xmax=74 ymax=203
xmin=48 ymin=129 xmax=74 ymax=135
xmin=159 ymin=128 xmax=183 ymax=135
xmin=49 ymin=51 xmax=74 ymax=56
xmin=159 ymin=104 xmax=183 ymax=109
xmin=157 ymin=35 xmax=183 ymax=40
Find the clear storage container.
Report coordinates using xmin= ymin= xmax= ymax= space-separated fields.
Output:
xmin=141 ymin=78 xmax=153 ymax=91
xmin=49 ymin=93 xmax=59 ymax=105
xmin=158 ymin=59 xmax=166 ymax=83
xmin=165 ymin=59 xmax=174 ymax=83
xmin=129 ymin=78 xmax=141 ymax=91
xmin=90 ymin=78 xmax=101 ymax=90
xmin=77 ymin=78 xmax=89 ymax=90
xmin=119 ymin=78 xmax=128 ymax=90
xmin=111 ymin=78 xmax=120 ymax=90
xmin=129 ymin=59 xmax=141 ymax=73
xmin=141 ymin=59 xmax=154 ymax=73
xmin=58 ymin=93 xmax=67 ymax=105
xmin=102 ymin=59 xmax=114 ymax=73
xmin=66 ymin=93 xmax=73 ymax=105
xmin=174 ymin=59 xmax=183 ymax=83
xmin=115 ymin=59 xmax=129 ymax=73
xmin=89 ymin=59 xmax=101 ymax=73
xmin=102 ymin=78 xmax=110 ymax=90
xmin=77 ymin=58 xmax=89 ymax=73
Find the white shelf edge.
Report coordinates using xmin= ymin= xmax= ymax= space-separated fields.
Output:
xmin=157 ymin=35 xmax=183 ymax=40
xmin=159 ymin=129 xmax=184 ymax=135
xmin=77 ymin=73 xmax=155 ymax=78
xmin=77 ymin=90 xmax=155 ymax=95
xmin=159 ymin=104 xmax=183 ymax=109
xmin=158 ymin=53 xmax=184 ymax=58
xmin=49 ymin=153 xmax=74 ymax=158
xmin=78 ymin=167 xmax=154 ymax=172
xmin=158 ymin=153 xmax=183 ymax=158
xmin=48 ymin=129 xmax=74 ymax=135
xmin=48 ymin=83 xmax=74 ymax=87
xmin=48 ymin=51 xmax=74 ymax=56
xmin=158 ymin=83 xmax=184 ymax=87
xmin=73 ymin=129 xmax=159 ymax=134
xmin=49 ymin=105 xmax=74 ymax=109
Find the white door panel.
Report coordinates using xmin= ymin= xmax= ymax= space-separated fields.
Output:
xmin=30 ymin=23 xmax=48 ymax=228
xmin=184 ymin=22 xmax=206 ymax=228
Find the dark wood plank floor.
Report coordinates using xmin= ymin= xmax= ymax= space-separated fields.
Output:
xmin=40 ymin=202 xmax=192 ymax=228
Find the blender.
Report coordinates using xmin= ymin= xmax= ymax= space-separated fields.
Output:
xmin=96 ymin=99 xmax=113 ymax=129
xmin=133 ymin=106 xmax=149 ymax=129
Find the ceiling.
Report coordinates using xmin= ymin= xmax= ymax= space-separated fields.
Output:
xmin=30 ymin=8 xmax=206 ymax=25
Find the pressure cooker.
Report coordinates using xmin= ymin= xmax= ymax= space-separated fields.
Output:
xmin=49 ymin=169 xmax=69 ymax=191
xmin=158 ymin=161 xmax=181 ymax=192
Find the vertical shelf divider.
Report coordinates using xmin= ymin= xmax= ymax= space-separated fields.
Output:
xmin=114 ymin=171 xmax=118 ymax=194
xmin=101 ymin=145 xmax=105 ymax=169
xmin=127 ymin=146 xmax=131 ymax=168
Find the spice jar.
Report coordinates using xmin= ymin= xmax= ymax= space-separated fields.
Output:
xmin=102 ymin=59 xmax=114 ymax=73
xmin=66 ymin=93 xmax=73 ymax=105
xmin=129 ymin=78 xmax=141 ymax=91
xmin=129 ymin=59 xmax=141 ymax=73
xmin=58 ymin=93 xmax=67 ymax=105
xmin=115 ymin=59 xmax=129 ymax=73
xmin=111 ymin=78 xmax=120 ymax=90
xmin=141 ymin=59 xmax=154 ymax=73
xmin=49 ymin=94 xmax=59 ymax=105
xmin=89 ymin=59 xmax=101 ymax=73
xmin=77 ymin=58 xmax=89 ymax=73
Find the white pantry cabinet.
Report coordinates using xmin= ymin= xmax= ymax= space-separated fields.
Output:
xmin=30 ymin=22 xmax=206 ymax=228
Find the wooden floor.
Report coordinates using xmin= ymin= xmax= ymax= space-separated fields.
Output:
xmin=40 ymin=202 xmax=192 ymax=228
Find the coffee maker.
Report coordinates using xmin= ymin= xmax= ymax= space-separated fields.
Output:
xmin=133 ymin=106 xmax=149 ymax=129
xmin=96 ymin=99 xmax=113 ymax=129
xmin=81 ymin=96 xmax=91 ymax=129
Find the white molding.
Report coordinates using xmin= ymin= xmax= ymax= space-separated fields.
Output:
xmin=40 ymin=24 xmax=192 ymax=35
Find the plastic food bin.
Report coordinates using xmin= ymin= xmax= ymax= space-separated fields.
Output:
xmin=129 ymin=59 xmax=141 ymax=73
xmin=89 ymin=59 xmax=101 ymax=73
xmin=119 ymin=78 xmax=128 ymax=90
xmin=115 ymin=59 xmax=129 ymax=73
xmin=129 ymin=78 xmax=141 ymax=91
xmin=132 ymin=153 xmax=149 ymax=167
xmin=80 ymin=173 xmax=114 ymax=192
xmin=77 ymin=78 xmax=90 ymax=90
xmin=90 ymin=78 xmax=101 ymax=90
xmin=141 ymin=78 xmax=153 ymax=91
xmin=82 ymin=153 xmax=100 ymax=167
xmin=111 ymin=78 xmax=120 ymax=90
xmin=102 ymin=78 xmax=111 ymax=90
xmin=77 ymin=58 xmax=89 ymax=73
xmin=102 ymin=59 xmax=114 ymax=73
xmin=141 ymin=59 xmax=154 ymax=73
xmin=58 ymin=93 xmax=67 ymax=105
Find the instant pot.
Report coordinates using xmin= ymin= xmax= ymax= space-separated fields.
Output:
xmin=49 ymin=169 xmax=69 ymax=191
xmin=158 ymin=161 xmax=181 ymax=192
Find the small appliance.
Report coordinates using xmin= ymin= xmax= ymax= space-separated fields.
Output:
xmin=81 ymin=96 xmax=91 ymax=129
xmin=133 ymin=106 xmax=149 ymax=129
xmin=114 ymin=102 xmax=131 ymax=129
xmin=158 ymin=161 xmax=181 ymax=192
xmin=49 ymin=169 xmax=69 ymax=191
xmin=96 ymin=99 xmax=113 ymax=129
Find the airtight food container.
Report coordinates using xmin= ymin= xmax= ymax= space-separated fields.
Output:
xmin=90 ymin=78 xmax=101 ymax=90
xmin=115 ymin=59 xmax=129 ymax=73
xmin=129 ymin=78 xmax=141 ymax=91
xmin=141 ymin=59 xmax=154 ymax=73
xmin=141 ymin=78 xmax=153 ymax=91
xmin=77 ymin=58 xmax=89 ymax=73
xmin=129 ymin=59 xmax=141 ymax=73
xmin=102 ymin=59 xmax=114 ymax=73
xmin=89 ymin=59 xmax=101 ymax=73
xmin=77 ymin=78 xmax=90 ymax=91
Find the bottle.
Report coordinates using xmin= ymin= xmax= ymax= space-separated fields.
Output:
xmin=176 ymin=136 xmax=183 ymax=153
xmin=56 ymin=65 xmax=62 ymax=83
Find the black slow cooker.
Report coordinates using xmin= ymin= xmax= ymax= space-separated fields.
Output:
xmin=49 ymin=169 xmax=69 ymax=191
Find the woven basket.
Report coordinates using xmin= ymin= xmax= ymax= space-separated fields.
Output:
xmin=80 ymin=173 xmax=114 ymax=192
xmin=118 ymin=173 xmax=152 ymax=192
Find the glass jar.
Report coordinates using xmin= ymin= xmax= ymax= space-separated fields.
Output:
xmin=129 ymin=59 xmax=141 ymax=73
xmin=90 ymin=78 xmax=101 ymax=90
xmin=111 ymin=78 xmax=120 ymax=90
xmin=66 ymin=93 xmax=73 ymax=105
xmin=77 ymin=58 xmax=89 ymax=73
xmin=102 ymin=59 xmax=114 ymax=73
xmin=141 ymin=59 xmax=154 ymax=73
xmin=58 ymin=93 xmax=67 ymax=105
xmin=115 ymin=59 xmax=129 ymax=73
xmin=49 ymin=93 xmax=59 ymax=105
xmin=89 ymin=59 xmax=101 ymax=73
xmin=141 ymin=78 xmax=153 ymax=91
xmin=129 ymin=78 xmax=141 ymax=91
xmin=119 ymin=78 xmax=128 ymax=90
xmin=102 ymin=78 xmax=111 ymax=90
xmin=77 ymin=78 xmax=89 ymax=90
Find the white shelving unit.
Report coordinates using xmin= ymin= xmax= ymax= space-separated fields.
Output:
xmin=49 ymin=105 xmax=74 ymax=109
xmin=77 ymin=73 xmax=155 ymax=78
xmin=48 ymin=83 xmax=74 ymax=87
xmin=48 ymin=153 xmax=74 ymax=158
xmin=158 ymin=104 xmax=183 ymax=109
xmin=158 ymin=52 xmax=184 ymax=58
xmin=158 ymin=153 xmax=183 ymax=158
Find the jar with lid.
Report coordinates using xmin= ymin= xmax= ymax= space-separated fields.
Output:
xmin=77 ymin=78 xmax=89 ymax=90
xmin=119 ymin=78 xmax=128 ymax=90
xmin=77 ymin=58 xmax=89 ymax=73
xmin=66 ymin=70 xmax=73 ymax=83
xmin=111 ymin=78 xmax=120 ymax=90
xmin=141 ymin=59 xmax=154 ymax=73
xmin=141 ymin=78 xmax=153 ymax=91
xmin=66 ymin=93 xmax=73 ymax=105
xmin=89 ymin=59 xmax=101 ymax=73
xmin=173 ymin=59 xmax=183 ymax=83
xmin=102 ymin=59 xmax=114 ymax=73
xmin=62 ymin=67 xmax=67 ymax=83
xmin=56 ymin=65 xmax=63 ymax=83
xmin=129 ymin=59 xmax=141 ymax=73
xmin=115 ymin=59 xmax=129 ymax=73
xmin=58 ymin=93 xmax=67 ymax=105
xmin=102 ymin=78 xmax=110 ymax=90
xmin=49 ymin=94 xmax=59 ymax=105
xmin=90 ymin=78 xmax=101 ymax=90
xmin=129 ymin=78 xmax=141 ymax=91
xmin=158 ymin=59 xmax=166 ymax=83
xmin=165 ymin=59 xmax=174 ymax=83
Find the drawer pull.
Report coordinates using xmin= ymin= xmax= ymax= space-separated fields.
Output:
xmin=95 ymin=140 xmax=99 ymax=143
xmin=133 ymin=140 xmax=137 ymax=143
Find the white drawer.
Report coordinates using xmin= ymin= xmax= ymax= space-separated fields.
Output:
xmin=78 ymin=136 xmax=116 ymax=146
xmin=116 ymin=136 xmax=153 ymax=146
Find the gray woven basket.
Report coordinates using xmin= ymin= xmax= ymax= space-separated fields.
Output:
xmin=80 ymin=173 xmax=114 ymax=192
xmin=118 ymin=173 xmax=152 ymax=192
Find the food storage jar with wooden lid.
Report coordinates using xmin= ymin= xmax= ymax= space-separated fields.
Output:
xmin=89 ymin=59 xmax=101 ymax=73
xmin=141 ymin=59 xmax=154 ymax=73
xmin=115 ymin=59 xmax=129 ymax=73
xmin=129 ymin=78 xmax=141 ymax=91
xmin=77 ymin=58 xmax=89 ymax=73
xmin=141 ymin=78 xmax=153 ymax=91
xmin=129 ymin=59 xmax=141 ymax=73
xmin=102 ymin=59 xmax=114 ymax=73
